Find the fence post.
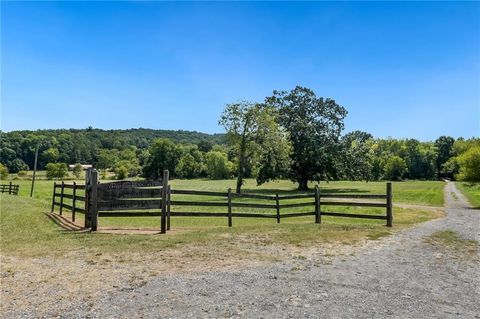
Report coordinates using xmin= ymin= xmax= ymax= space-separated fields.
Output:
xmin=59 ymin=181 xmax=65 ymax=216
xmin=386 ymin=182 xmax=393 ymax=227
xmin=85 ymin=168 xmax=98 ymax=231
xmin=9 ymin=181 xmax=12 ymax=195
xmin=160 ymin=170 xmax=169 ymax=234
xmin=315 ymin=185 xmax=321 ymax=224
xmin=72 ymin=182 xmax=76 ymax=222
xmin=167 ymin=185 xmax=171 ymax=231
xmin=51 ymin=182 xmax=56 ymax=212
xmin=227 ymin=188 xmax=232 ymax=227
xmin=276 ymin=193 xmax=280 ymax=224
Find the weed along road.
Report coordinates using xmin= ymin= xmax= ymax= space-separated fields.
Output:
xmin=17 ymin=181 xmax=474 ymax=319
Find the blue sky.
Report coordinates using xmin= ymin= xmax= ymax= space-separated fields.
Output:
xmin=1 ymin=1 xmax=479 ymax=140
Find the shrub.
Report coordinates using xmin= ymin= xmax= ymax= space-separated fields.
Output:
xmin=115 ymin=165 xmax=128 ymax=180
xmin=456 ymin=146 xmax=480 ymax=183
xmin=0 ymin=164 xmax=9 ymax=180
xmin=383 ymin=156 xmax=407 ymax=181
xmin=17 ymin=170 xmax=28 ymax=177
xmin=72 ymin=163 xmax=83 ymax=178
xmin=45 ymin=163 xmax=68 ymax=179
xmin=205 ymin=151 xmax=233 ymax=179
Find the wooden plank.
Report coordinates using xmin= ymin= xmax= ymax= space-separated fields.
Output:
xmin=51 ymin=182 xmax=56 ymax=212
xmin=171 ymin=212 xmax=228 ymax=217
xmin=59 ymin=182 xmax=65 ymax=215
xmin=321 ymin=212 xmax=387 ymax=220
xmin=315 ymin=186 xmax=321 ymax=224
xmin=279 ymin=202 xmax=315 ymax=209
xmin=98 ymin=212 xmax=162 ymax=217
xmin=62 ymin=184 xmax=77 ymax=189
xmin=98 ymin=199 xmax=162 ymax=211
xmin=170 ymin=200 xmax=228 ymax=207
xmin=231 ymin=193 xmax=275 ymax=200
xmin=90 ymin=170 xmax=99 ymax=231
xmin=386 ymin=182 xmax=393 ymax=227
xmin=282 ymin=212 xmax=315 ymax=218
xmin=167 ymin=185 xmax=171 ymax=231
xmin=320 ymin=194 xmax=386 ymax=199
xmin=321 ymin=201 xmax=386 ymax=208
xmin=60 ymin=194 xmax=86 ymax=201
xmin=231 ymin=203 xmax=277 ymax=209
xmin=98 ymin=180 xmax=162 ymax=189
xmin=171 ymin=189 xmax=228 ymax=197
xmin=230 ymin=213 xmax=276 ymax=218
xmin=227 ymin=188 xmax=232 ymax=227
xmin=280 ymin=194 xmax=315 ymax=200
xmin=161 ymin=170 xmax=169 ymax=234
xmin=98 ymin=187 xmax=162 ymax=200
xmin=72 ymin=182 xmax=76 ymax=222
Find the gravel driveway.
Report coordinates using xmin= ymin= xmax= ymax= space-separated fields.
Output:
xmin=62 ymin=181 xmax=477 ymax=319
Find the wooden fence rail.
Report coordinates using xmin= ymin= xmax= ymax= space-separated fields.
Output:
xmin=0 ymin=182 xmax=19 ymax=195
xmin=51 ymin=168 xmax=393 ymax=233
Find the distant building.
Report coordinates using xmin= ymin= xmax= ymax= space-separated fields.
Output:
xmin=68 ymin=164 xmax=93 ymax=171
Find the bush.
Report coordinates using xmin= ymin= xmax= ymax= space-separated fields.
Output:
xmin=72 ymin=163 xmax=83 ymax=178
xmin=383 ymin=156 xmax=407 ymax=181
xmin=205 ymin=151 xmax=233 ymax=179
xmin=176 ymin=154 xmax=203 ymax=178
xmin=45 ymin=163 xmax=68 ymax=179
xmin=456 ymin=146 xmax=480 ymax=183
xmin=7 ymin=158 xmax=28 ymax=173
xmin=17 ymin=170 xmax=28 ymax=177
xmin=0 ymin=164 xmax=9 ymax=180
xmin=115 ymin=165 xmax=128 ymax=180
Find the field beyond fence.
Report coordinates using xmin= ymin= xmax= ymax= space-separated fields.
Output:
xmin=51 ymin=169 xmax=393 ymax=233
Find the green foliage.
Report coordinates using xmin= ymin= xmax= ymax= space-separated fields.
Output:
xmin=176 ymin=154 xmax=204 ymax=178
xmin=0 ymin=163 xmax=9 ymax=180
xmin=219 ymin=101 xmax=291 ymax=192
xmin=456 ymin=146 xmax=480 ymax=183
xmin=72 ymin=163 xmax=83 ymax=178
xmin=435 ymin=136 xmax=455 ymax=176
xmin=114 ymin=165 xmax=128 ymax=180
xmin=7 ymin=158 xmax=29 ymax=173
xmin=266 ymin=86 xmax=347 ymax=190
xmin=383 ymin=156 xmax=407 ymax=181
xmin=45 ymin=163 xmax=68 ymax=179
xmin=41 ymin=147 xmax=60 ymax=164
xmin=340 ymin=131 xmax=374 ymax=181
xmin=142 ymin=138 xmax=183 ymax=179
xmin=205 ymin=151 xmax=233 ymax=179
xmin=17 ymin=170 xmax=28 ymax=177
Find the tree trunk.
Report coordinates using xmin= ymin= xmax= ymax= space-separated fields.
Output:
xmin=297 ymin=178 xmax=309 ymax=191
xmin=236 ymin=175 xmax=243 ymax=194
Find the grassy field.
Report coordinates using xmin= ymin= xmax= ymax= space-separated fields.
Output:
xmin=1 ymin=193 xmax=442 ymax=258
xmin=8 ymin=177 xmax=445 ymax=206
xmin=455 ymin=182 xmax=480 ymax=208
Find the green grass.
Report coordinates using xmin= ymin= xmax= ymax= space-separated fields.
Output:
xmin=425 ymin=230 xmax=479 ymax=255
xmin=8 ymin=178 xmax=445 ymax=207
xmin=455 ymin=182 xmax=480 ymax=208
xmin=1 ymin=193 xmax=443 ymax=257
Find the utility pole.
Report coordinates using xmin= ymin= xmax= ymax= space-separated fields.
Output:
xmin=30 ymin=143 xmax=39 ymax=197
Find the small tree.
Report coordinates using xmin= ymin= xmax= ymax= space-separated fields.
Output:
xmin=205 ymin=151 xmax=233 ymax=179
xmin=176 ymin=153 xmax=203 ymax=178
xmin=0 ymin=164 xmax=9 ymax=180
xmin=115 ymin=165 xmax=128 ymax=180
xmin=143 ymin=139 xmax=183 ymax=179
xmin=45 ymin=163 xmax=68 ymax=179
xmin=383 ymin=156 xmax=407 ymax=181
xmin=456 ymin=146 xmax=480 ymax=183
xmin=73 ymin=163 xmax=83 ymax=178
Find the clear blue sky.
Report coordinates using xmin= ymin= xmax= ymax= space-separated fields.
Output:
xmin=1 ymin=1 xmax=479 ymax=140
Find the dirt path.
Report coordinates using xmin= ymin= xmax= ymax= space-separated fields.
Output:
xmin=63 ymin=181 xmax=478 ymax=319
xmin=2 ymin=182 xmax=478 ymax=318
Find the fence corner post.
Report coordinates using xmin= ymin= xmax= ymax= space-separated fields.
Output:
xmin=59 ymin=181 xmax=65 ymax=216
xmin=51 ymin=182 xmax=57 ymax=213
xmin=160 ymin=170 xmax=169 ymax=234
xmin=9 ymin=181 xmax=12 ymax=195
xmin=227 ymin=188 xmax=232 ymax=227
xmin=275 ymin=193 xmax=280 ymax=224
xmin=315 ymin=185 xmax=321 ymax=224
xmin=386 ymin=182 xmax=393 ymax=227
xmin=85 ymin=168 xmax=98 ymax=231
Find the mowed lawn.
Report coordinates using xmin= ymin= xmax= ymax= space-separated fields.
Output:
xmin=1 ymin=178 xmax=445 ymax=257
xmin=455 ymin=182 xmax=480 ymax=208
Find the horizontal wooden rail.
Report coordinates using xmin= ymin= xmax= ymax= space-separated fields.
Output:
xmin=171 ymin=212 xmax=228 ymax=217
xmin=97 ymin=199 xmax=162 ymax=211
xmin=231 ymin=202 xmax=277 ymax=209
xmin=281 ymin=212 xmax=315 ymax=218
xmin=231 ymin=193 xmax=276 ymax=200
xmin=60 ymin=184 xmax=86 ymax=190
xmin=53 ymin=202 xmax=85 ymax=213
xmin=321 ymin=201 xmax=387 ymax=208
xmin=170 ymin=200 xmax=228 ymax=207
xmin=57 ymin=194 xmax=86 ymax=201
xmin=99 ymin=212 xmax=162 ymax=217
xmin=279 ymin=194 xmax=315 ymax=200
xmin=279 ymin=202 xmax=316 ymax=209
xmin=230 ymin=213 xmax=276 ymax=218
xmin=321 ymin=211 xmax=387 ymax=220
xmin=171 ymin=189 xmax=227 ymax=197
xmin=320 ymin=194 xmax=386 ymax=199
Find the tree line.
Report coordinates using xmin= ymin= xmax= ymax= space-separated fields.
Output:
xmin=1 ymin=86 xmax=478 ymax=189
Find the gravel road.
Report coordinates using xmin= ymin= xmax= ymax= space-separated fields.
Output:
xmin=3 ymin=182 xmax=479 ymax=318
xmin=66 ymin=181 xmax=479 ymax=319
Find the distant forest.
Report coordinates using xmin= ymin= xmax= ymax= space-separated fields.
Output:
xmin=0 ymin=128 xmax=225 ymax=171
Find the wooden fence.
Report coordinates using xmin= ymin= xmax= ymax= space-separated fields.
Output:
xmin=51 ymin=168 xmax=393 ymax=233
xmin=0 ymin=182 xmax=19 ymax=195
xmin=51 ymin=181 xmax=86 ymax=222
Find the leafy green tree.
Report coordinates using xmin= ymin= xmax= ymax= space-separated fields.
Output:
xmin=45 ymin=163 xmax=68 ymax=179
xmin=266 ymin=86 xmax=347 ymax=190
xmin=340 ymin=131 xmax=374 ymax=181
xmin=434 ymin=136 xmax=455 ymax=177
xmin=219 ymin=101 xmax=291 ymax=192
xmin=41 ymin=147 xmax=60 ymax=164
xmin=7 ymin=158 xmax=29 ymax=173
xmin=197 ymin=140 xmax=213 ymax=153
xmin=0 ymin=164 xmax=9 ymax=180
xmin=456 ymin=146 xmax=480 ymax=183
xmin=115 ymin=165 xmax=128 ymax=180
xmin=205 ymin=151 xmax=233 ymax=179
xmin=143 ymin=138 xmax=182 ymax=179
xmin=72 ymin=163 xmax=83 ymax=178
xmin=383 ymin=156 xmax=407 ymax=181
xmin=176 ymin=153 xmax=204 ymax=178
